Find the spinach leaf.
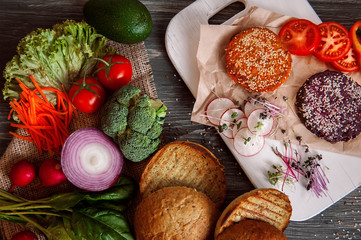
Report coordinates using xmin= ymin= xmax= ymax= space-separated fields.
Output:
xmin=64 ymin=207 xmax=134 ymax=240
xmin=84 ymin=176 xmax=137 ymax=202
xmin=49 ymin=192 xmax=87 ymax=210
xmin=46 ymin=218 xmax=73 ymax=240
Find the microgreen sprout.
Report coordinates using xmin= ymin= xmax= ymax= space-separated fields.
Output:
xmin=268 ymin=142 xmax=329 ymax=197
xmin=218 ymin=123 xmax=228 ymax=133
xmin=236 ymin=121 xmax=243 ymax=130
xmin=247 ymin=96 xmax=286 ymax=117
xmin=243 ymin=137 xmax=251 ymax=145
xmin=255 ymin=121 xmax=264 ymax=130
xmin=231 ymin=111 xmax=239 ymax=119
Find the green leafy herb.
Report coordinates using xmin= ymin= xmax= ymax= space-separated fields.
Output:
xmin=0 ymin=176 xmax=136 ymax=240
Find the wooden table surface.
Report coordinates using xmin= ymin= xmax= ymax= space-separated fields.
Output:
xmin=1 ymin=0 xmax=361 ymax=239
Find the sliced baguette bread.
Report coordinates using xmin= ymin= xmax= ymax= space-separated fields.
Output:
xmin=215 ymin=188 xmax=292 ymax=237
xmin=139 ymin=141 xmax=226 ymax=208
xmin=134 ymin=186 xmax=220 ymax=240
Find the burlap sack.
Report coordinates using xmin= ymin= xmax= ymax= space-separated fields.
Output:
xmin=0 ymin=40 xmax=157 ymax=239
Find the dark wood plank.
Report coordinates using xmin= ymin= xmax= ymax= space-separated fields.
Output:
xmin=0 ymin=0 xmax=361 ymax=239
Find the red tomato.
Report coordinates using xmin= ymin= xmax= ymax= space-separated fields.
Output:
xmin=68 ymin=77 xmax=106 ymax=114
xmin=313 ymin=22 xmax=351 ymax=62
xmin=11 ymin=230 xmax=37 ymax=240
xmin=350 ymin=21 xmax=361 ymax=56
xmin=97 ymin=54 xmax=133 ymax=90
xmin=279 ymin=19 xmax=321 ymax=56
xmin=331 ymin=46 xmax=359 ymax=72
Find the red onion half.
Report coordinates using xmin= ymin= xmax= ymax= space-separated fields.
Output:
xmin=61 ymin=127 xmax=124 ymax=191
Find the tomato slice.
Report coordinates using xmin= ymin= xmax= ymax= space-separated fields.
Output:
xmin=350 ymin=21 xmax=361 ymax=56
xmin=313 ymin=22 xmax=351 ymax=62
xmin=331 ymin=46 xmax=359 ymax=72
xmin=279 ymin=19 xmax=321 ymax=56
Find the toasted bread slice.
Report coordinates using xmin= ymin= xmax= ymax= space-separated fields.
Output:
xmin=139 ymin=141 xmax=226 ymax=208
xmin=215 ymin=188 xmax=292 ymax=237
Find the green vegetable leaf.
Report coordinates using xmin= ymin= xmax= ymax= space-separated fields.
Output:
xmin=84 ymin=176 xmax=137 ymax=202
xmin=3 ymin=20 xmax=114 ymax=104
xmin=64 ymin=207 xmax=134 ymax=240
xmin=46 ymin=218 xmax=73 ymax=240
xmin=48 ymin=192 xmax=87 ymax=211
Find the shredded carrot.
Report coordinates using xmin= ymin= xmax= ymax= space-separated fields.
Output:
xmin=8 ymin=76 xmax=76 ymax=156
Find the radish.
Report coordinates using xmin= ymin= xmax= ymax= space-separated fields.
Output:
xmin=9 ymin=160 xmax=36 ymax=192
xmin=247 ymin=108 xmax=274 ymax=136
xmin=206 ymin=97 xmax=235 ymax=125
xmin=243 ymin=98 xmax=266 ymax=117
xmin=232 ymin=117 xmax=248 ymax=138
xmin=11 ymin=230 xmax=37 ymax=240
xmin=219 ymin=108 xmax=245 ymax=139
xmin=233 ymin=127 xmax=265 ymax=157
xmin=38 ymin=159 xmax=67 ymax=187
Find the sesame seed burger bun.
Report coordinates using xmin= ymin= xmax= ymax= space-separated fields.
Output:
xmin=216 ymin=219 xmax=288 ymax=240
xmin=226 ymin=27 xmax=292 ymax=93
xmin=134 ymin=186 xmax=219 ymax=240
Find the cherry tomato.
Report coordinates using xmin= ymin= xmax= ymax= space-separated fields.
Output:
xmin=97 ymin=54 xmax=133 ymax=90
xmin=313 ymin=22 xmax=351 ymax=62
xmin=11 ymin=230 xmax=37 ymax=240
xmin=331 ymin=46 xmax=359 ymax=72
xmin=350 ymin=21 xmax=361 ymax=56
xmin=68 ymin=77 xmax=106 ymax=114
xmin=279 ymin=19 xmax=321 ymax=56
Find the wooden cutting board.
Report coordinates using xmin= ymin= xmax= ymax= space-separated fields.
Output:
xmin=165 ymin=0 xmax=361 ymax=221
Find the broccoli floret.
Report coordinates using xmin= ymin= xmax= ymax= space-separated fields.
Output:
xmin=118 ymin=130 xmax=161 ymax=162
xmin=101 ymin=101 xmax=128 ymax=139
xmin=100 ymin=85 xmax=167 ymax=162
xmin=128 ymin=95 xmax=156 ymax=134
xmin=146 ymin=122 xmax=163 ymax=139
xmin=114 ymin=85 xmax=141 ymax=106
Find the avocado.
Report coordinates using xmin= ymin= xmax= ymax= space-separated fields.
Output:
xmin=84 ymin=0 xmax=152 ymax=44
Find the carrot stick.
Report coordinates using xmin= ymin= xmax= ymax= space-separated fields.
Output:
xmin=8 ymin=76 xmax=76 ymax=155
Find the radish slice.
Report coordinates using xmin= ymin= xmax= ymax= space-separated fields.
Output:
xmin=247 ymin=108 xmax=274 ymax=136
xmin=232 ymin=117 xmax=248 ymax=138
xmin=243 ymin=98 xmax=266 ymax=117
xmin=219 ymin=108 xmax=245 ymax=139
xmin=206 ymin=97 xmax=235 ymax=125
xmin=61 ymin=127 xmax=124 ymax=191
xmin=234 ymin=128 xmax=265 ymax=157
